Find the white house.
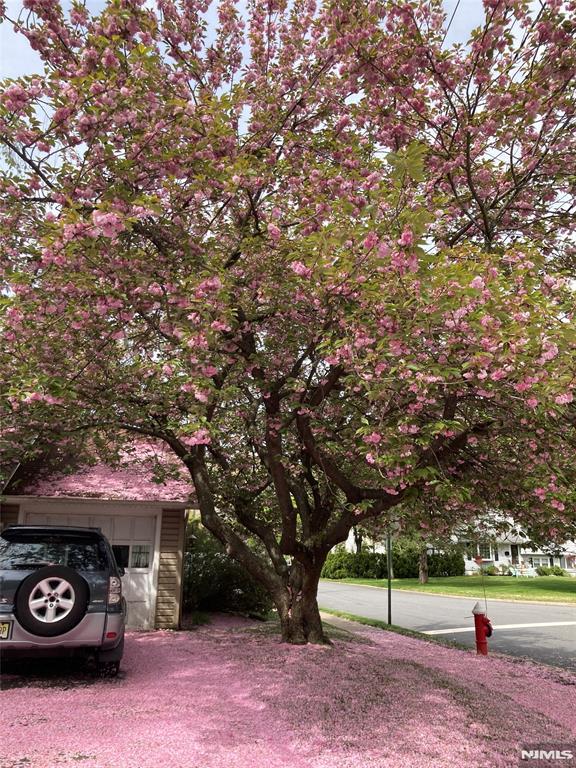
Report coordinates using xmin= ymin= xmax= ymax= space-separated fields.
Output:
xmin=460 ymin=534 xmax=576 ymax=576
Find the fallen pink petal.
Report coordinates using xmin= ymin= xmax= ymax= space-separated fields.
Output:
xmin=2 ymin=618 xmax=575 ymax=768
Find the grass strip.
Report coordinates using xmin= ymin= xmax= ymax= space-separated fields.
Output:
xmin=324 ymin=576 xmax=576 ymax=603
xmin=319 ymin=607 xmax=472 ymax=651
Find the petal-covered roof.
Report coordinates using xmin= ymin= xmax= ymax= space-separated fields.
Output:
xmin=14 ymin=441 xmax=195 ymax=503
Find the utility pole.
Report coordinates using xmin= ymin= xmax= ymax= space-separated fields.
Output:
xmin=387 ymin=530 xmax=392 ymax=625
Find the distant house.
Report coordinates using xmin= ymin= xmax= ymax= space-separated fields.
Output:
xmin=0 ymin=442 xmax=196 ymax=629
xmin=460 ymin=534 xmax=576 ymax=576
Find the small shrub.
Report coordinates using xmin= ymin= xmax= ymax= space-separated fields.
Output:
xmin=429 ymin=550 xmax=465 ymax=577
xmin=536 ymin=565 xmax=567 ymax=576
xmin=321 ymin=543 xmax=465 ymax=579
xmin=390 ymin=543 xmax=419 ymax=579
xmin=321 ymin=549 xmax=356 ymax=579
xmin=322 ymin=550 xmax=388 ymax=579
xmin=183 ymin=521 xmax=273 ymax=618
xmin=481 ymin=565 xmax=500 ymax=576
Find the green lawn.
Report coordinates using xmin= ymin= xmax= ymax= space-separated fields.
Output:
xmin=324 ymin=575 xmax=576 ymax=603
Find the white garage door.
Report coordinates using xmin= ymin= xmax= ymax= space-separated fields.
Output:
xmin=24 ymin=510 xmax=158 ymax=629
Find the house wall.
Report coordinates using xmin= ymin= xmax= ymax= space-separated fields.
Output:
xmin=0 ymin=503 xmax=19 ymax=531
xmin=154 ymin=508 xmax=187 ymax=629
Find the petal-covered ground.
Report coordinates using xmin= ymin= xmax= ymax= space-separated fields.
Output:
xmin=1 ymin=615 xmax=575 ymax=768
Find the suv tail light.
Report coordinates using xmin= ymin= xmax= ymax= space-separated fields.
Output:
xmin=108 ymin=576 xmax=122 ymax=605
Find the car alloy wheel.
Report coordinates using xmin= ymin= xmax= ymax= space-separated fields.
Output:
xmin=28 ymin=576 xmax=76 ymax=624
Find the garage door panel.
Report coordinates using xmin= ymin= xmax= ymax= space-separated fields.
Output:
xmin=113 ymin=517 xmax=132 ymax=540
xmin=133 ymin=516 xmax=155 ymax=540
xmin=67 ymin=515 xmax=90 ymax=528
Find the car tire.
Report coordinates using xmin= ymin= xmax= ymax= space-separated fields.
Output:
xmin=15 ymin=565 xmax=89 ymax=638
xmin=98 ymin=635 xmax=124 ymax=663
xmin=96 ymin=660 xmax=120 ymax=678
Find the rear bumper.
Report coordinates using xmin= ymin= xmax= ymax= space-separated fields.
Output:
xmin=0 ymin=611 xmax=124 ymax=652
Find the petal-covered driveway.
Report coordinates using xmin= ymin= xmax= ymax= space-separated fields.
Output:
xmin=1 ymin=617 xmax=575 ymax=768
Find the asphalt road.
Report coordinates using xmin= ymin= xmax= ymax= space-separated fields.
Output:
xmin=318 ymin=580 xmax=576 ymax=670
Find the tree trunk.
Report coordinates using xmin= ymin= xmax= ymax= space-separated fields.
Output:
xmin=419 ymin=548 xmax=429 ymax=584
xmin=275 ymin=560 xmax=329 ymax=644
xmin=353 ymin=526 xmax=363 ymax=554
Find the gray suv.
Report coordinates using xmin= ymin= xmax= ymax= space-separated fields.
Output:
xmin=0 ymin=525 xmax=126 ymax=676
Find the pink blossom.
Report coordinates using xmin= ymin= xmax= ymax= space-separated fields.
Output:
xmin=1 ymin=83 xmax=29 ymax=111
xmin=148 ymin=282 xmax=164 ymax=296
xmin=193 ymin=388 xmax=209 ymax=403
xmin=363 ymin=231 xmax=379 ymax=249
xmin=469 ymin=276 xmax=485 ymax=290
xmin=102 ymin=48 xmax=119 ymax=68
xmin=364 ymin=432 xmax=382 ymax=444
xmin=210 ymin=320 xmax=231 ymax=332
xmin=267 ymin=223 xmax=281 ymax=241
xmin=181 ymin=427 xmax=211 ymax=446
xmin=334 ymin=114 xmax=351 ymax=132
xmin=22 ymin=391 xmax=44 ymax=403
xmin=194 ymin=276 xmax=222 ymax=296
xmin=397 ymin=228 xmax=414 ymax=247
xmin=526 ymin=397 xmax=539 ymax=409
xmin=91 ymin=210 xmax=125 ymax=238
xmin=290 ymin=261 xmax=312 ymax=279
xmin=538 ymin=341 xmax=559 ymax=363
xmin=389 ymin=339 xmax=405 ymax=356
xmin=554 ymin=392 xmax=573 ymax=405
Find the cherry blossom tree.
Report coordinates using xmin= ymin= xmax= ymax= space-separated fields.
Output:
xmin=1 ymin=0 xmax=575 ymax=642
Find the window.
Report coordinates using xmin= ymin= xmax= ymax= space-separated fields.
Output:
xmin=112 ymin=545 xmax=130 ymax=569
xmin=112 ymin=543 xmax=151 ymax=569
xmin=0 ymin=531 xmax=108 ymax=571
xmin=478 ymin=542 xmax=492 ymax=560
xmin=131 ymin=544 xmax=151 ymax=569
xmin=529 ymin=556 xmax=550 ymax=568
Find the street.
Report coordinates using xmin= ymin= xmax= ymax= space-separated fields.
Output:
xmin=318 ymin=580 xmax=576 ymax=669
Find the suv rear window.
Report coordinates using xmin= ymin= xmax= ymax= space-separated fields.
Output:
xmin=0 ymin=531 xmax=109 ymax=571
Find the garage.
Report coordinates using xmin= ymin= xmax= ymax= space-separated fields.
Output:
xmin=0 ymin=445 xmax=194 ymax=630
xmin=22 ymin=504 xmax=158 ymax=629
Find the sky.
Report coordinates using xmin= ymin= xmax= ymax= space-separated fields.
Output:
xmin=0 ymin=0 xmax=487 ymax=79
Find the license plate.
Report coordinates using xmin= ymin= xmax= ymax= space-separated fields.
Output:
xmin=0 ymin=621 xmax=12 ymax=640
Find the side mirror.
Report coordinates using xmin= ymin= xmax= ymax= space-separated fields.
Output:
xmin=117 ymin=566 xmax=125 ymax=577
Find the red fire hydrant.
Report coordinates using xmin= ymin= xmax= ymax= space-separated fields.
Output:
xmin=472 ymin=601 xmax=493 ymax=656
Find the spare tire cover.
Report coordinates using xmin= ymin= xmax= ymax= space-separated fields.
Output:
xmin=15 ymin=565 xmax=89 ymax=638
